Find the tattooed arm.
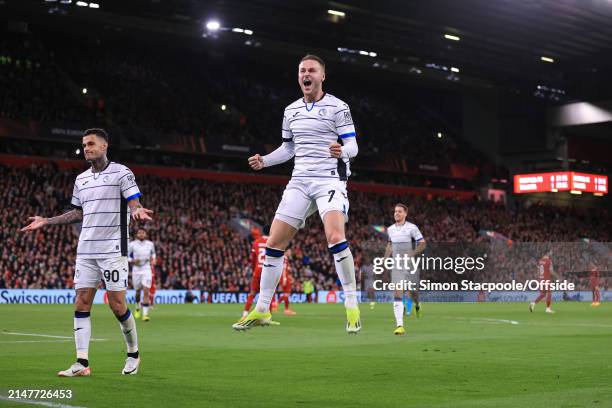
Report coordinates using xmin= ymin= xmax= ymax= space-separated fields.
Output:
xmin=21 ymin=208 xmax=83 ymax=232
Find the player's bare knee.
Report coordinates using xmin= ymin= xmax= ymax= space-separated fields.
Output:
xmin=326 ymin=232 xmax=346 ymax=246
xmin=75 ymin=289 xmax=94 ymax=312
xmin=108 ymin=296 xmax=126 ymax=315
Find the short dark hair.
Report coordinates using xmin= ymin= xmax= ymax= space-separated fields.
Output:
xmin=300 ymin=54 xmax=325 ymax=70
xmin=395 ymin=203 xmax=408 ymax=213
xmin=83 ymin=128 xmax=109 ymax=143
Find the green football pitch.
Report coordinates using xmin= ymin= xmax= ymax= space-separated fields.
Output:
xmin=1 ymin=303 xmax=611 ymax=408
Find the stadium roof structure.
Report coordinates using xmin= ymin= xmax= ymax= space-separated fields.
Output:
xmin=3 ymin=0 xmax=612 ymax=100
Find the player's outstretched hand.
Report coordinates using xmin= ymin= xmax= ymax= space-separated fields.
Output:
xmin=248 ymin=154 xmax=264 ymax=170
xmin=132 ymin=207 xmax=154 ymax=221
xmin=20 ymin=216 xmax=48 ymax=232
xmin=329 ymin=142 xmax=342 ymax=158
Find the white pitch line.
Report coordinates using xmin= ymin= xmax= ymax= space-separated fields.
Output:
xmin=0 ymin=396 xmax=87 ymax=408
xmin=476 ymin=317 xmax=520 ymax=325
xmin=443 ymin=316 xmax=519 ymax=325
xmin=2 ymin=332 xmax=107 ymax=341
xmin=0 ymin=340 xmax=73 ymax=344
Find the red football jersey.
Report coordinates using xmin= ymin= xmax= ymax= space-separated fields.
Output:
xmin=538 ymin=256 xmax=552 ymax=281
xmin=251 ymin=235 xmax=269 ymax=277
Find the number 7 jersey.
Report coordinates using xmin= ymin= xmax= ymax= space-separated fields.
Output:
xmin=282 ymin=93 xmax=356 ymax=180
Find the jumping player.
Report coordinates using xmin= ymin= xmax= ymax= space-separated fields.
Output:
xmin=233 ymin=54 xmax=360 ymax=333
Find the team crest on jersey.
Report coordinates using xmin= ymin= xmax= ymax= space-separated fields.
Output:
xmin=127 ymin=175 xmax=134 ymax=182
xmin=103 ymin=175 xmax=110 ymax=182
xmin=344 ymin=111 xmax=352 ymax=123
xmin=318 ymin=108 xmax=327 ymax=116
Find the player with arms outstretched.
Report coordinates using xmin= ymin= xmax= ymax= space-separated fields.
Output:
xmin=530 ymin=250 xmax=557 ymax=313
xmin=384 ymin=203 xmax=426 ymax=335
xmin=21 ymin=129 xmax=153 ymax=376
xmin=233 ymin=54 xmax=360 ymax=333
xmin=129 ymin=228 xmax=156 ymax=321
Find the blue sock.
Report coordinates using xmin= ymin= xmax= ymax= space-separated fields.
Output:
xmin=404 ymin=296 xmax=413 ymax=316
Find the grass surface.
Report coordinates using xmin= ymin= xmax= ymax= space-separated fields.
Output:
xmin=1 ymin=302 xmax=611 ymax=408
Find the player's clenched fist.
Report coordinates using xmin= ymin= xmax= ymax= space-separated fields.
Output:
xmin=248 ymin=154 xmax=264 ymax=170
xmin=329 ymin=142 xmax=342 ymax=158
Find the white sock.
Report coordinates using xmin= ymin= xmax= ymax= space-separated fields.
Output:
xmin=329 ymin=242 xmax=358 ymax=309
xmin=118 ymin=309 xmax=138 ymax=353
xmin=142 ymin=303 xmax=150 ymax=317
xmin=393 ymin=301 xmax=404 ymax=327
xmin=254 ymin=248 xmax=284 ymax=313
xmin=74 ymin=311 xmax=91 ymax=360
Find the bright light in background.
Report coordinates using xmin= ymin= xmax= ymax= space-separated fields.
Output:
xmin=358 ymin=50 xmax=368 ymax=56
xmin=444 ymin=34 xmax=460 ymax=41
xmin=206 ymin=20 xmax=221 ymax=31
xmin=450 ymin=67 xmax=460 ymax=73
xmin=327 ymin=9 xmax=346 ymax=17
xmin=437 ymin=132 xmax=443 ymax=138
xmin=232 ymin=28 xmax=254 ymax=35
xmin=75 ymin=149 xmax=80 ymax=155
xmin=221 ymin=104 xmax=226 ymax=111
xmin=82 ymin=88 xmax=87 ymax=94
xmin=369 ymin=52 xmax=377 ymax=57
xmin=541 ymin=56 xmax=554 ymax=63
xmin=89 ymin=2 xmax=99 ymax=8
xmin=75 ymin=1 xmax=87 ymax=6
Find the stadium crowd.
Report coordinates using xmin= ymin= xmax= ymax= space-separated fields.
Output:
xmin=0 ymin=29 xmax=483 ymax=167
xmin=1 ymin=163 xmax=610 ymax=293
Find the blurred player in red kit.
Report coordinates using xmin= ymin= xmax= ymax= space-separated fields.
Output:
xmin=243 ymin=226 xmax=296 ymax=318
xmin=590 ymin=263 xmax=601 ymax=306
xmin=272 ymin=253 xmax=297 ymax=316
xmin=530 ymin=251 xmax=557 ymax=313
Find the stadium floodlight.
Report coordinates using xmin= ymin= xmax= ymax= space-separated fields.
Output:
xmin=59 ymin=0 xmax=72 ymax=3
xmin=232 ymin=28 xmax=244 ymax=33
xmin=221 ymin=104 xmax=226 ymax=111
xmin=89 ymin=2 xmax=99 ymax=8
xmin=206 ymin=20 xmax=221 ymax=31
xmin=243 ymin=29 xmax=253 ymax=35
xmin=451 ymin=67 xmax=459 ymax=73
xmin=75 ymin=1 xmax=88 ymax=6
xmin=437 ymin=132 xmax=443 ymax=138
xmin=541 ymin=56 xmax=554 ymax=63
xmin=327 ymin=9 xmax=346 ymax=17
xmin=369 ymin=52 xmax=377 ymax=57
xmin=82 ymin=88 xmax=87 ymax=94
xmin=75 ymin=149 xmax=80 ymax=155
xmin=444 ymin=34 xmax=460 ymax=41
xmin=358 ymin=50 xmax=369 ymax=56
